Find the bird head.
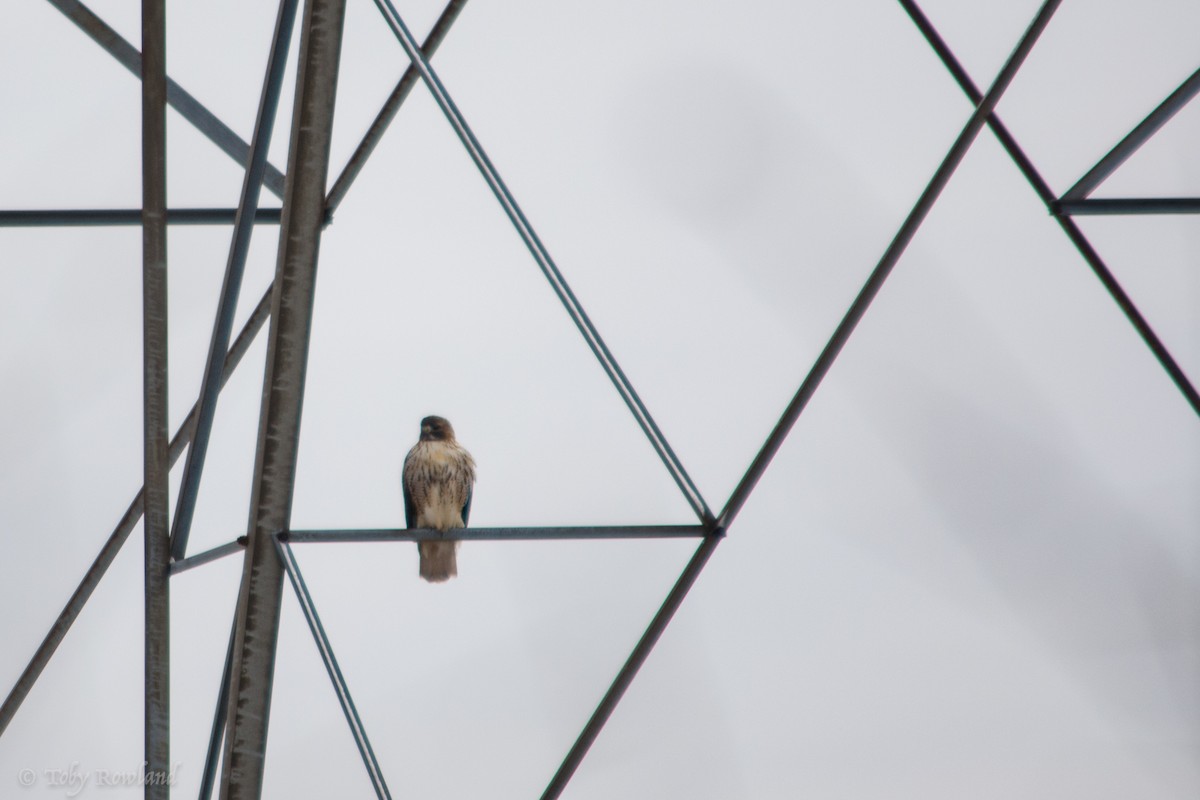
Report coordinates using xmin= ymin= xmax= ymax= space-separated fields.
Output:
xmin=419 ymin=415 xmax=455 ymax=442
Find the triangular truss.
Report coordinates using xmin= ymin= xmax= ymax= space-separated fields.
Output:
xmin=1 ymin=0 xmax=1197 ymax=798
xmin=1056 ymin=65 xmax=1200 ymax=213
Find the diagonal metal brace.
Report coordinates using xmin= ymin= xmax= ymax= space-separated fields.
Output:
xmin=898 ymin=0 xmax=1200 ymax=418
xmin=717 ymin=0 xmax=1063 ymax=532
xmin=1062 ymin=66 xmax=1200 ymax=202
xmin=370 ymin=0 xmax=714 ymax=525
xmin=274 ymin=538 xmax=393 ymax=800
xmin=45 ymin=0 xmax=288 ymax=197
xmin=325 ymin=0 xmax=469 ymax=213
xmin=170 ymin=0 xmax=303 ymax=562
xmin=0 ymin=289 xmax=271 ymax=739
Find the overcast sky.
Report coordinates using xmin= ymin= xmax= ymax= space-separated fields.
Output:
xmin=1 ymin=0 xmax=1198 ymax=798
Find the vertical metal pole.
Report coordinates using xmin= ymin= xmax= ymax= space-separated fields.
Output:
xmin=141 ymin=0 xmax=170 ymax=796
xmin=0 ymin=287 xmax=271 ymax=739
xmin=718 ymin=0 xmax=1062 ymax=531
xmin=219 ymin=0 xmax=347 ymax=796
xmin=170 ymin=0 xmax=302 ymax=561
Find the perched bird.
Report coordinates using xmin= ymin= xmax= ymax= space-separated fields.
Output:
xmin=402 ymin=415 xmax=476 ymax=582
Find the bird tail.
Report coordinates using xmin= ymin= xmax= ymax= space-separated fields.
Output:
xmin=419 ymin=540 xmax=458 ymax=583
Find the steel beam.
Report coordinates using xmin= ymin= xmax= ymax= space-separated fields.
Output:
xmin=171 ymin=0 xmax=303 ymax=561
xmin=46 ymin=0 xmax=287 ymax=198
xmin=718 ymin=0 xmax=1061 ymax=531
xmin=0 ymin=209 xmax=288 ymax=227
xmin=274 ymin=539 xmax=393 ymax=800
xmin=169 ymin=540 xmax=248 ymax=576
xmin=1054 ymin=197 xmax=1200 ymax=215
xmin=371 ymin=0 xmax=713 ymax=525
xmin=325 ymin=0 xmax=468 ymax=212
xmin=141 ymin=0 xmax=170 ymax=796
xmin=219 ymin=0 xmax=347 ymax=796
xmin=198 ymin=610 xmax=239 ymax=800
xmin=1062 ymin=67 xmax=1200 ymax=201
xmin=899 ymin=0 xmax=1200 ymax=418
xmin=0 ymin=287 xmax=271 ymax=738
xmin=540 ymin=535 xmax=721 ymax=800
xmin=282 ymin=525 xmax=708 ymax=543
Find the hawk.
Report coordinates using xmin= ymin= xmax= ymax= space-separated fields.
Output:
xmin=402 ymin=415 xmax=476 ymax=582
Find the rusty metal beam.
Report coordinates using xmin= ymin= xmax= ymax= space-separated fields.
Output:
xmin=140 ymin=0 xmax=170 ymax=796
xmin=218 ymin=0 xmax=348 ymax=796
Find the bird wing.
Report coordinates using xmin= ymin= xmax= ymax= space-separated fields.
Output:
xmin=461 ymin=482 xmax=473 ymax=527
xmin=402 ymin=450 xmax=417 ymax=529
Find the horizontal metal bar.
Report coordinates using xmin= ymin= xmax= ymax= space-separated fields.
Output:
xmin=169 ymin=539 xmax=247 ymax=575
xmin=1054 ymin=197 xmax=1200 ymax=215
xmin=0 ymin=209 xmax=288 ymax=227
xmin=282 ymin=525 xmax=708 ymax=544
xmin=1062 ymin=66 xmax=1200 ymax=201
xmin=47 ymin=0 xmax=287 ymax=198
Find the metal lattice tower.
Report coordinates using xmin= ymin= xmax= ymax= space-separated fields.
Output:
xmin=2 ymin=0 xmax=1198 ymax=798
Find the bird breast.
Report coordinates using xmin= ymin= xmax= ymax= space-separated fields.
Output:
xmin=404 ymin=441 xmax=475 ymax=531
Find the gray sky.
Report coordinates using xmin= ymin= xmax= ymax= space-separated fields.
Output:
xmin=1 ymin=0 xmax=1198 ymax=797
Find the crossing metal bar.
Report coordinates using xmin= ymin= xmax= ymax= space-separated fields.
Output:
xmin=282 ymin=525 xmax=707 ymax=543
xmin=170 ymin=540 xmax=248 ymax=576
xmin=718 ymin=0 xmax=1062 ymax=532
xmin=1054 ymin=197 xmax=1200 ymax=215
xmin=219 ymin=0 xmax=348 ymax=795
xmin=274 ymin=538 xmax=393 ymax=800
xmin=0 ymin=287 xmax=271 ymax=738
xmin=171 ymin=0 xmax=303 ymax=562
xmin=46 ymin=0 xmax=287 ymax=198
xmin=1061 ymin=66 xmax=1200 ymax=201
xmin=898 ymin=0 xmax=1200 ymax=418
xmin=370 ymin=0 xmax=714 ymax=526
xmin=198 ymin=611 xmax=239 ymax=800
xmin=540 ymin=534 xmax=721 ymax=800
xmin=325 ymin=0 xmax=468 ymax=212
xmin=141 ymin=0 xmax=170 ymax=795
xmin=0 ymin=209 xmax=287 ymax=227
